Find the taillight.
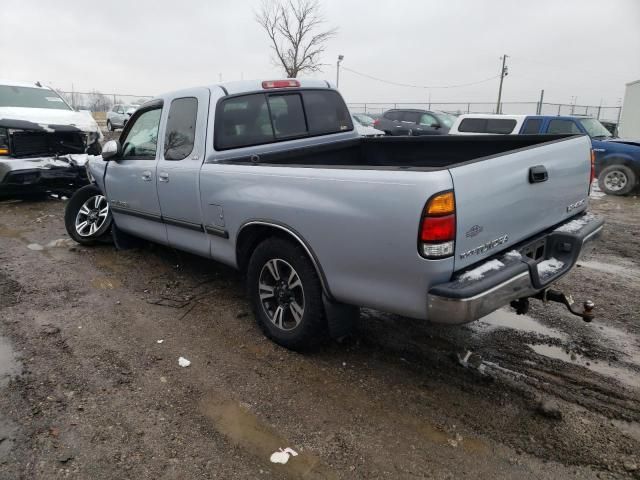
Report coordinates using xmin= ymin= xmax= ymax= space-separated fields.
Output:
xmin=419 ymin=191 xmax=455 ymax=259
xmin=589 ymin=149 xmax=596 ymax=193
xmin=373 ymin=119 xmax=380 ymax=128
xmin=262 ymin=80 xmax=300 ymax=89
xmin=0 ymin=128 xmax=9 ymax=156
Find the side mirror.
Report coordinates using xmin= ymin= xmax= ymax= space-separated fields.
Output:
xmin=102 ymin=140 xmax=121 ymax=161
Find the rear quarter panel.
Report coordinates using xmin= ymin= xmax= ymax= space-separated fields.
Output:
xmin=199 ymin=164 xmax=454 ymax=319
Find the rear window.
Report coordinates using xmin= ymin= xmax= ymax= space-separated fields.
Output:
xmin=215 ymin=89 xmax=352 ymax=150
xmin=383 ymin=111 xmax=402 ymax=121
xmin=521 ymin=119 xmax=542 ymax=134
xmin=458 ymin=118 xmax=517 ymax=134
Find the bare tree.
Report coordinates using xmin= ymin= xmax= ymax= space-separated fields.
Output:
xmin=256 ymin=0 xmax=337 ymax=78
xmin=87 ymin=91 xmax=111 ymax=113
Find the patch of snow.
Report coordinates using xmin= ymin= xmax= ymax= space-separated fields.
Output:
xmin=537 ymin=258 xmax=564 ymax=277
xmin=178 ymin=357 xmax=191 ymax=368
xmin=503 ymin=250 xmax=522 ymax=260
xmin=270 ymin=448 xmax=298 ymax=464
xmin=554 ymin=213 xmax=595 ymax=233
xmin=157 ymin=339 xmax=164 ymax=344
xmin=27 ymin=243 xmax=44 ymax=251
xmin=458 ymin=259 xmax=504 ymax=282
xmin=590 ymin=181 xmax=605 ymax=199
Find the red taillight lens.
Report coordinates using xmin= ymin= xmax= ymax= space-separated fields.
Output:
xmin=262 ymin=80 xmax=301 ymax=89
xmin=590 ymin=149 xmax=596 ymax=183
xmin=420 ymin=215 xmax=456 ymax=242
xmin=419 ymin=191 xmax=456 ymax=259
xmin=373 ymin=119 xmax=380 ymax=128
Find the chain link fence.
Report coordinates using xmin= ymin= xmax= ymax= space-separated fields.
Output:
xmin=348 ymin=102 xmax=622 ymax=123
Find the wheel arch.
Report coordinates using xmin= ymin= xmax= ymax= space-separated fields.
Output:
xmin=598 ymin=154 xmax=639 ymax=177
xmin=235 ymin=221 xmax=333 ymax=299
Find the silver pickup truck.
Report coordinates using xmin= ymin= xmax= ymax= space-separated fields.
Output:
xmin=64 ymin=79 xmax=603 ymax=349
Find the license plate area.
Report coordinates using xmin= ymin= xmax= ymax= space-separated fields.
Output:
xmin=519 ymin=238 xmax=546 ymax=261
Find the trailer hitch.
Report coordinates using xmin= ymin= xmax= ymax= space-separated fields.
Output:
xmin=511 ymin=289 xmax=595 ymax=322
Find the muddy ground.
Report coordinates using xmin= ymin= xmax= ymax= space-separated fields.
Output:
xmin=0 ymin=187 xmax=639 ymax=479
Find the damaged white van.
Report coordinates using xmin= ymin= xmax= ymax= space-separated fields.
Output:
xmin=0 ymin=80 xmax=102 ymax=197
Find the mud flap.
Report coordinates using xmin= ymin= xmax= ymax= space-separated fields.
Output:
xmin=323 ymin=295 xmax=359 ymax=340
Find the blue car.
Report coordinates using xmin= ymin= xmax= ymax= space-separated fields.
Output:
xmin=451 ymin=114 xmax=640 ymax=195
xmin=519 ymin=116 xmax=640 ymax=195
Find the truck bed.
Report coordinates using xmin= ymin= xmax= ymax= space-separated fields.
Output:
xmin=215 ymin=134 xmax=577 ymax=169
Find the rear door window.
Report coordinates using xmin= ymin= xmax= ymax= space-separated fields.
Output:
xmin=521 ymin=118 xmax=542 ymax=134
xmin=547 ymin=119 xmax=582 ymax=134
xmin=458 ymin=118 xmax=517 ymax=134
xmin=402 ymin=112 xmax=421 ymax=123
xmin=164 ymin=97 xmax=198 ymax=160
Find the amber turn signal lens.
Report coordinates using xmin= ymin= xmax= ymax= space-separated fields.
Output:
xmin=0 ymin=148 xmax=8 ymax=155
xmin=426 ymin=191 xmax=455 ymax=216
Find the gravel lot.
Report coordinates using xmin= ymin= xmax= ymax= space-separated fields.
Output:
xmin=0 ymin=187 xmax=639 ymax=479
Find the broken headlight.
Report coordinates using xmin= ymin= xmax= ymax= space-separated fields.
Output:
xmin=0 ymin=128 xmax=9 ymax=155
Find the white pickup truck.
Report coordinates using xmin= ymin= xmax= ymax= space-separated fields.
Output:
xmin=64 ymin=79 xmax=603 ymax=349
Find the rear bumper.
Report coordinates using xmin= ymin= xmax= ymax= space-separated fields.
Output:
xmin=426 ymin=212 xmax=604 ymax=324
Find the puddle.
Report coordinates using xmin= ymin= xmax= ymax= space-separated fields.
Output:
xmin=577 ymin=260 xmax=639 ymax=279
xmin=0 ymin=336 xmax=21 ymax=388
xmin=471 ymin=309 xmax=567 ymax=340
xmin=528 ymin=344 xmax=640 ymax=389
xmin=0 ymin=225 xmax=24 ymax=238
xmin=91 ymin=277 xmax=122 ymax=289
xmin=200 ymin=394 xmax=336 ymax=479
xmin=612 ymin=419 xmax=640 ymax=443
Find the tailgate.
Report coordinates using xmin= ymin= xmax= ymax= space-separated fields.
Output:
xmin=450 ymin=135 xmax=592 ymax=271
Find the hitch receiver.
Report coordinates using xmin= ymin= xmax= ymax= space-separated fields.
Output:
xmin=533 ymin=288 xmax=595 ymax=322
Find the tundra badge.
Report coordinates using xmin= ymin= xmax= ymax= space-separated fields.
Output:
xmin=566 ymin=198 xmax=586 ymax=212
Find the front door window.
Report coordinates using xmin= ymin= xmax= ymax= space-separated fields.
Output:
xmin=121 ymin=108 xmax=162 ymax=160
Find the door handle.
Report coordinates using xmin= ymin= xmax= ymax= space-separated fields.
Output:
xmin=529 ymin=165 xmax=548 ymax=183
xmin=158 ymin=172 xmax=170 ymax=183
xmin=141 ymin=171 xmax=152 ymax=181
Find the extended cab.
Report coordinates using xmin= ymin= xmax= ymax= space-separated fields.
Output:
xmin=65 ymin=79 xmax=603 ymax=349
xmin=0 ymin=81 xmax=103 ymax=197
xmin=450 ymin=114 xmax=640 ymax=195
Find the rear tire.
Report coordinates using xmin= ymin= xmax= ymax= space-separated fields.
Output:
xmin=246 ymin=237 xmax=328 ymax=350
xmin=107 ymin=120 xmax=114 ymax=132
xmin=598 ymin=164 xmax=636 ymax=196
xmin=64 ymin=185 xmax=112 ymax=245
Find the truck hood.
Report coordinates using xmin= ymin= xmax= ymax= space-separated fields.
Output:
xmin=0 ymin=107 xmax=101 ymax=135
xmin=604 ymin=138 xmax=640 ymax=148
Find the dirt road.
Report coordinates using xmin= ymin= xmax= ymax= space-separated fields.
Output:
xmin=1 ymin=190 xmax=639 ymax=479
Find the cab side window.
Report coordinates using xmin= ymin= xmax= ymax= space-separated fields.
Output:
xmin=164 ymin=97 xmax=198 ymax=160
xmin=547 ymin=119 xmax=581 ymax=134
xmin=121 ymin=108 xmax=162 ymax=160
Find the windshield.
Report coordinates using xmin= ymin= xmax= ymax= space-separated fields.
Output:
xmin=353 ymin=114 xmax=374 ymax=126
xmin=579 ymin=118 xmax=612 ymax=138
xmin=434 ymin=112 xmax=456 ymax=128
xmin=0 ymin=85 xmax=71 ymax=110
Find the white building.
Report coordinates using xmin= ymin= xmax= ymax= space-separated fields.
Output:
xmin=619 ymin=79 xmax=640 ymax=138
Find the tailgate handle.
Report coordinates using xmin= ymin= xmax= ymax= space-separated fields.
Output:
xmin=529 ymin=165 xmax=548 ymax=183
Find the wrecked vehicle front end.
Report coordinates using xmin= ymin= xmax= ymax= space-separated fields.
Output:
xmin=0 ymin=82 xmax=103 ymax=197
xmin=0 ymin=154 xmax=94 ymax=197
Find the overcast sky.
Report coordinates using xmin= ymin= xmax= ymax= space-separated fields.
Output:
xmin=1 ymin=0 xmax=639 ymax=108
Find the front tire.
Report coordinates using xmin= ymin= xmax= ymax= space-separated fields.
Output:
xmin=598 ymin=164 xmax=636 ymax=196
xmin=247 ymin=237 xmax=328 ymax=350
xmin=64 ymin=185 xmax=112 ymax=245
xmin=107 ymin=120 xmax=114 ymax=132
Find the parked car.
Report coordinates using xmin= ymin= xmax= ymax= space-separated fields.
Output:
xmin=64 ymin=78 xmax=602 ymax=350
xmin=0 ymin=80 xmax=102 ymax=197
xmin=450 ymin=114 xmax=640 ymax=195
xmin=351 ymin=114 xmax=384 ymax=136
xmin=373 ymin=109 xmax=455 ymax=136
xmin=106 ymin=104 xmax=140 ymax=131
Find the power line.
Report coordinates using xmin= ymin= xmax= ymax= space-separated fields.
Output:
xmin=341 ymin=66 xmax=501 ymax=90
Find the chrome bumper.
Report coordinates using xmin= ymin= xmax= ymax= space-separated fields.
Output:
xmin=427 ymin=213 xmax=604 ymax=325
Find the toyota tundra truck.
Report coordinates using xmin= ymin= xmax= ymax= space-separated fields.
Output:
xmin=64 ymin=79 xmax=603 ymax=350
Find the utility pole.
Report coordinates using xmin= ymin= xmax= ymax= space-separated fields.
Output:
xmin=537 ymin=89 xmax=545 ymax=115
xmin=336 ymin=55 xmax=344 ymax=88
xmin=496 ymin=54 xmax=509 ymax=114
